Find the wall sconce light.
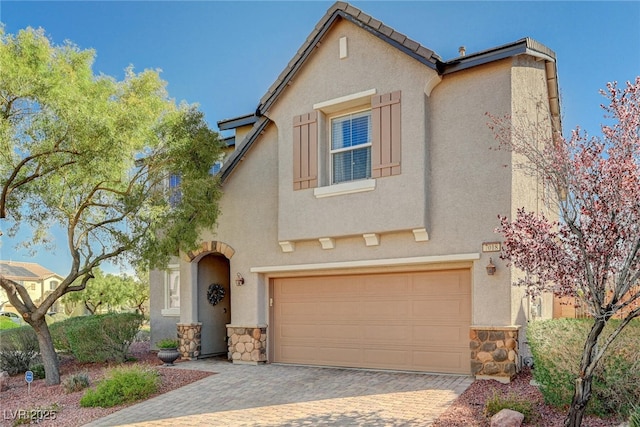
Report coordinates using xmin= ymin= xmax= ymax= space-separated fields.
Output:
xmin=235 ymin=273 xmax=245 ymax=286
xmin=486 ymin=258 xmax=497 ymax=275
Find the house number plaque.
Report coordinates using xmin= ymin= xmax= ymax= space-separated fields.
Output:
xmin=482 ymin=242 xmax=501 ymax=252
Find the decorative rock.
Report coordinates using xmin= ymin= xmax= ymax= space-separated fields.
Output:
xmin=505 ymin=338 xmax=517 ymax=349
xmin=477 ymin=351 xmax=493 ymax=363
xmin=489 ymin=331 xmax=505 ymax=341
xmin=481 ymin=342 xmax=497 ymax=352
xmin=470 ymin=340 xmax=480 ymax=350
xmin=239 ymin=335 xmax=251 ymax=343
xmin=245 ymin=342 xmax=254 ymax=352
xmin=471 ymin=360 xmax=483 ymax=374
xmin=231 ymin=334 xmax=239 ymax=345
xmin=496 ymin=340 xmax=505 ymax=348
xmin=508 ymin=350 xmax=517 ymax=361
xmin=241 ymin=352 xmax=251 ymax=361
xmin=232 ymin=352 xmax=241 ymax=360
xmin=469 ymin=329 xmax=477 ymax=340
xmin=490 ymin=409 xmax=524 ymax=427
xmin=0 ymin=371 xmax=9 ymax=392
xmin=483 ymin=362 xmax=500 ymax=375
xmin=477 ymin=331 xmax=489 ymax=341
xmin=252 ymin=329 xmax=261 ymax=340
xmin=236 ymin=342 xmax=246 ymax=353
xmin=493 ymin=348 xmax=508 ymax=362
xmin=504 ymin=363 xmax=517 ymax=376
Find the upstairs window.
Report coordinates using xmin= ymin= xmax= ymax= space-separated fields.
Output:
xmin=168 ymin=173 xmax=181 ymax=206
xmin=330 ymin=110 xmax=371 ymax=184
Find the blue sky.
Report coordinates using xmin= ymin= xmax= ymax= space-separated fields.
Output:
xmin=1 ymin=1 xmax=639 ymax=275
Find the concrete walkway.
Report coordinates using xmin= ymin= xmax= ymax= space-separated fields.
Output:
xmin=85 ymin=359 xmax=473 ymax=426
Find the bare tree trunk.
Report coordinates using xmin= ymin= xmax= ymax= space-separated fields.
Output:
xmin=564 ymin=376 xmax=593 ymax=427
xmin=31 ymin=319 xmax=60 ymax=386
xmin=564 ymin=319 xmax=606 ymax=427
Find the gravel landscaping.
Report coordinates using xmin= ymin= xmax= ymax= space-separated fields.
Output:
xmin=0 ymin=342 xmax=212 ymax=427
xmin=432 ymin=368 xmax=623 ymax=427
xmin=1 ymin=344 xmax=626 ymax=427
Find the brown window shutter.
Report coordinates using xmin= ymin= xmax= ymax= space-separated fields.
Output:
xmin=371 ymin=91 xmax=401 ymax=178
xmin=293 ymin=111 xmax=318 ymax=190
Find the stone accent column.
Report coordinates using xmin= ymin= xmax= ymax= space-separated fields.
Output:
xmin=227 ymin=325 xmax=267 ymax=364
xmin=177 ymin=322 xmax=202 ymax=360
xmin=470 ymin=325 xmax=520 ymax=383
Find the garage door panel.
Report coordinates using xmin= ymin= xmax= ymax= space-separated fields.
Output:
xmin=362 ymin=300 xmax=411 ymax=318
xmin=412 ymin=299 xmax=469 ymax=320
xmin=273 ymin=269 xmax=471 ymax=374
xmin=363 ymin=324 xmax=411 ymax=341
xmin=364 ymin=349 xmax=410 ymax=366
xmin=412 ymin=350 xmax=467 ymax=372
xmin=411 ymin=325 xmax=468 ymax=345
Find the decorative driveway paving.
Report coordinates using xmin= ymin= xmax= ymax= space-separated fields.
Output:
xmin=85 ymin=359 xmax=473 ymax=426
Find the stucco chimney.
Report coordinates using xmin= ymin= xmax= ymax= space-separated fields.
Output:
xmin=458 ymin=46 xmax=466 ymax=56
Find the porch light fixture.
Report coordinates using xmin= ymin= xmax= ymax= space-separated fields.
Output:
xmin=486 ymin=258 xmax=497 ymax=276
xmin=235 ymin=273 xmax=245 ymax=286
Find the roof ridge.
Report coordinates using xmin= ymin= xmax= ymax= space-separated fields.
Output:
xmin=256 ymin=1 xmax=442 ymax=116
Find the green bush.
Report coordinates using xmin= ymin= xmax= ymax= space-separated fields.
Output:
xmin=484 ymin=391 xmax=535 ymax=422
xmin=80 ymin=365 xmax=159 ymax=408
xmin=0 ymin=326 xmax=39 ymax=375
xmin=30 ymin=363 xmax=46 ymax=380
xmin=62 ymin=372 xmax=90 ymax=393
xmin=629 ymin=405 xmax=640 ymax=427
xmin=52 ymin=313 xmax=144 ymax=363
xmin=528 ymin=318 xmax=640 ymax=417
xmin=0 ymin=316 xmax=21 ymax=330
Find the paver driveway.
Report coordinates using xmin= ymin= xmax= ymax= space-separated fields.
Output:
xmin=85 ymin=359 xmax=473 ymax=426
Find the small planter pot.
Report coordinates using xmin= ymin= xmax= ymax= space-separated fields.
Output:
xmin=157 ymin=347 xmax=181 ymax=366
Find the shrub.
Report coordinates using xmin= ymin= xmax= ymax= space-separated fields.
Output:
xmin=62 ymin=372 xmax=90 ymax=393
xmin=53 ymin=313 xmax=144 ymax=363
xmin=630 ymin=405 xmax=640 ymax=427
xmin=156 ymin=338 xmax=179 ymax=349
xmin=0 ymin=326 xmax=39 ymax=375
xmin=483 ymin=391 xmax=535 ymax=422
xmin=528 ymin=318 xmax=640 ymax=417
xmin=80 ymin=365 xmax=159 ymax=408
xmin=30 ymin=363 xmax=46 ymax=380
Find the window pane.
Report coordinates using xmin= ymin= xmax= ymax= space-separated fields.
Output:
xmin=332 ymin=146 xmax=371 ymax=183
xmin=168 ymin=270 xmax=180 ymax=309
xmin=331 ymin=111 xmax=371 ymax=150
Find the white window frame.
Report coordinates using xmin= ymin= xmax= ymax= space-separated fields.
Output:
xmin=329 ymin=108 xmax=372 ymax=185
xmin=311 ymin=89 xmax=378 ymax=198
xmin=49 ymin=280 xmax=58 ymax=291
xmin=161 ymin=265 xmax=180 ymax=317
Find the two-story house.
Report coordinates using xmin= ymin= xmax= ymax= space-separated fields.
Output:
xmin=150 ymin=1 xmax=560 ymax=382
xmin=0 ymin=261 xmax=65 ymax=314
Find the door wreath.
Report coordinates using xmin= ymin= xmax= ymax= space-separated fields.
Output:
xmin=207 ymin=283 xmax=226 ymax=306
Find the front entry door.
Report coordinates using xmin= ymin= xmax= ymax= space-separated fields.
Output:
xmin=197 ymin=254 xmax=231 ymax=357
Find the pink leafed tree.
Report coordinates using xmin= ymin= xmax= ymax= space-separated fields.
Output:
xmin=488 ymin=77 xmax=640 ymax=427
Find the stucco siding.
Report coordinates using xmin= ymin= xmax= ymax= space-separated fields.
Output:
xmin=430 ymin=59 xmax=513 ymax=326
xmin=269 ymin=19 xmax=435 ymax=242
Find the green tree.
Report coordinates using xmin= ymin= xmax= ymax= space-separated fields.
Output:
xmin=63 ymin=268 xmax=129 ymax=314
xmin=126 ymin=270 xmax=150 ymax=316
xmin=0 ymin=27 xmax=224 ymax=385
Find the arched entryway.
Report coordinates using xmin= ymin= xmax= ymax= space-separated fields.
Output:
xmin=197 ymin=254 xmax=231 ymax=357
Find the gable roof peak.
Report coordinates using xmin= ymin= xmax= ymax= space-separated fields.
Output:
xmin=256 ymin=1 xmax=443 ymax=117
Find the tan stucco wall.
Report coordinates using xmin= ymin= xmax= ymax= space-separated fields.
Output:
xmin=269 ymin=20 xmax=436 ymax=242
xmin=150 ymin=19 xmax=556 ymax=338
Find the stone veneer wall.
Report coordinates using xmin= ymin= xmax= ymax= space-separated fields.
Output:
xmin=177 ymin=323 xmax=202 ymax=360
xmin=227 ymin=326 xmax=267 ymax=364
xmin=470 ymin=325 xmax=520 ymax=383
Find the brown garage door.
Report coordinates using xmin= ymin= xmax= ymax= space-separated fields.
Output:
xmin=271 ymin=269 xmax=471 ymax=374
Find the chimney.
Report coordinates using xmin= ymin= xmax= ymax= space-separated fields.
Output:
xmin=458 ymin=46 xmax=466 ymax=57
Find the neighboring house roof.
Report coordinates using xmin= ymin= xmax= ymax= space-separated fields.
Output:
xmin=219 ymin=1 xmax=561 ymax=183
xmin=0 ymin=261 xmax=61 ymax=281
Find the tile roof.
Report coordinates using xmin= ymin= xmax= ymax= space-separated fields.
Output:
xmin=0 ymin=261 xmax=59 ymax=280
